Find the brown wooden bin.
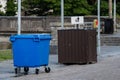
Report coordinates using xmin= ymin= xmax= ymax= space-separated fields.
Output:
xmin=58 ymin=29 xmax=97 ymax=64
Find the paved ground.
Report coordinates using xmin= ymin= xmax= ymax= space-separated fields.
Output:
xmin=0 ymin=46 xmax=120 ymax=80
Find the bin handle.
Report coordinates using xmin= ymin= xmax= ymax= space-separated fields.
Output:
xmin=33 ymin=35 xmax=40 ymax=42
xmin=10 ymin=36 xmax=16 ymax=42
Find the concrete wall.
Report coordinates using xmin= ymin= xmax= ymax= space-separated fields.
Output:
xmin=0 ymin=16 xmax=51 ymax=32
xmin=0 ymin=16 xmax=109 ymax=32
xmin=0 ymin=16 xmax=120 ymax=54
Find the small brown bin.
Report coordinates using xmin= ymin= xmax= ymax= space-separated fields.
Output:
xmin=58 ymin=29 xmax=97 ymax=64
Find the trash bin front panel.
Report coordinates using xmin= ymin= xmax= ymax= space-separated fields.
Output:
xmin=12 ymin=39 xmax=40 ymax=67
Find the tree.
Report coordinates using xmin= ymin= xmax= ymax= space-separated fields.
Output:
xmin=100 ymin=0 xmax=109 ymax=16
xmin=21 ymin=0 xmax=119 ymax=16
xmin=21 ymin=0 xmax=92 ymax=16
xmin=0 ymin=4 xmax=5 ymax=16
xmin=47 ymin=0 xmax=98 ymax=16
xmin=6 ymin=0 xmax=17 ymax=16
xmin=63 ymin=0 xmax=96 ymax=16
xmin=116 ymin=1 xmax=120 ymax=16
xmin=45 ymin=0 xmax=60 ymax=15
xmin=43 ymin=0 xmax=96 ymax=16
xmin=87 ymin=0 xmax=97 ymax=5
xmin=22 ymin=0 xmax=53 ymax=16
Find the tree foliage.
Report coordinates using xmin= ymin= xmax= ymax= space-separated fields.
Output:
xmin=0 ymin=4 xmax=5 ymax=16
xmin=6 ymin=0 xmax=17 ymax=16
xmin=22 ymin=0 xmax=95 ymax=16
xmin=64 ymin=0 xmax=94 ymax=16
xmin=87 ymin=0 xmax=97 ymax=5
xmin=21 ymin=0 xmax=120 ymax=16
xmin=116 ymin=2 xmax=120 ymax=16
xmin=0 ymin=11 xmax=5 ymax=16
xmin=22 ymin=0 xmax=53 ymax=16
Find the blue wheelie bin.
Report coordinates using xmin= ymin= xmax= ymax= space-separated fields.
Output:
xmin=10 ymin=34 xmax=51 ymax=75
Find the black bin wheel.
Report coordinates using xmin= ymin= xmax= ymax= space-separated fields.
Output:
xmin=15 ymin=67 xmax=21 ymax=74
xmin=35 ymin=69 xmax=39 ymax=74
xmin=15 ymin=68 xmax=18 ymax=74
xmin=24 ymin=67 xmax=29 ymax=75
xmin=45 ymin=67 xmax=51 ymax=73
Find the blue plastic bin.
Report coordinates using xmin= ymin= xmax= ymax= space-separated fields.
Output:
xmin=10 ymin=34 xmax=51 ymax=74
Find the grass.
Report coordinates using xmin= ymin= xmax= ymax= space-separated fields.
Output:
xmin=0 ymin=49 xmax=13 ymax=61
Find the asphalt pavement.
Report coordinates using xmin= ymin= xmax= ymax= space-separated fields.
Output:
xmin=0 ymin=46 xmax=120 ymax=80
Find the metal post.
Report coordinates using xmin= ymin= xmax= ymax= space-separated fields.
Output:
xmin=97 ymin=0 xmax=101 ymax=55
xmin=114 ymin=0 xmax=116 ymax=32
xmin=61 ymin=0 xmax=64 ymax=29
xmin=109 ymin=0 xmax=112 ymax=18
xmin=18 ymin=0 xmax=21 ymax=35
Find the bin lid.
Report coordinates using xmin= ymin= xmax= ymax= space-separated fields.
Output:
xmin=10 ymin=34 xmax=51 ymax=42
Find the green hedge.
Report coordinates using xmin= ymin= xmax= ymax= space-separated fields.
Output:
xmin=0 ymin=49 xmax=12 ymax=61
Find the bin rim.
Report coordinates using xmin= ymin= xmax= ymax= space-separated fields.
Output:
xmin=10 ymin=34 xmax=51 ymax=42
